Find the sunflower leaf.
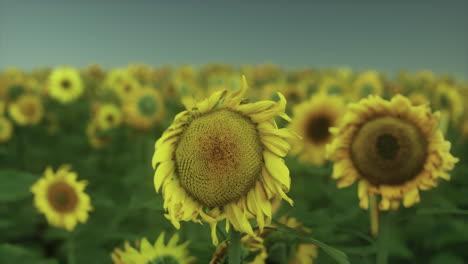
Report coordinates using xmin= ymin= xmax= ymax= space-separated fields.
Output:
xmin=0 ymin=170 xmax=37 ymax=202
xmin=272 ymin=220 xmax=350 ymax=264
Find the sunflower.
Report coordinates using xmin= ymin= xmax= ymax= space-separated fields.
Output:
xmin=113 ymin=233 xmax=195 ymax=264
xmin=288 ymin=93 xmax=346 ymax=165
xmin=123 ymin=87 xmax=165 ymax=130
xmin=48 ymin=66 xmax=84 ymax=103
xmin=95 ymin=103 xmax=122 ymax=130
xmin=408 ymin=92 xmax=430 ymax=106
xmin=152 ymin=77 xmax=296 ymax=245
xmin=114 ymin=76 xmax=141 ymax=101
xmin=30 ymin=165 xmax=92 ymax=231
xmin=87 ymin=122 xmax=112 ymax=149
xmin=8 ymin=94 xmax=44 ymax=126
xmin=328 ymin=95 xmax=458 ymax=210
xmin=0 ymin=116 xmax=13 ymax=143
xmin=210 ymin=234 xmax=267 ymax=264
xmin=318 ymin=76 xmax=347 ymax=96
xmin=433 ymin=83 xmax=464 ymax=125
xmin=352 ymin=71 xmax=384 ymax=98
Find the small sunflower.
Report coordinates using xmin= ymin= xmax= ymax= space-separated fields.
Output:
xmin=95 ymin=103 xmax=122 ymax=130
xmin=152 ymin=77 xmax=296 ymax=245
xmin=48 ymin=66 xmax=84 ymax=103
xmin=124 ymin=88 xmax=165 ymax=130
xmin=114 ymin=233 xmax=195 ymax=264
xmin=288 ymin=93 xmax=346 ymax=165
xmin=408 ymin=92 xmax=430 ymax=106
xmin=31 ymin=165 xmax=92 ymax=231
xmin=434 ymin=83 xmax=464 ymax=125
xmin=8 ymin=94 xmax=44 ymax=126
xmin=328 ymin=95 xmax=459 ymax=210
xmin=0 ymin=116 xmax=13 ymax=143
xmin=114 ymin=76 xmax=141 ymax=101
xmin=352 ymin=71 xmax=384 ymax=98
xmin=86 ymin=122 xmax=112 ymax=149
xmin=318 ymin=76 xmax=347 ymax=96
xmin=210 ymin=234 xmax=267 ymax=264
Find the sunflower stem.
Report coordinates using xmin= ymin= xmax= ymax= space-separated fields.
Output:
xmin=67 ymin=231 xmax=76 ymax=264
xmin=228 ymin=228 xmax=242 ymax=264
xmin=376 ymin=213 xmax=389 ymax=264
xmin=369 ymin=194 xmax=379 ymax=238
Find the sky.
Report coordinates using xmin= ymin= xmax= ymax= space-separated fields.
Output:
xmin=0 ymin=0 xmax=467 ymax=79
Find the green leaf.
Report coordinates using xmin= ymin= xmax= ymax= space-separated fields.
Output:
xmin=0 ymin=170 xmax=37 ymax=202
xmin=271 ymin=220 xmax=350 ymax=264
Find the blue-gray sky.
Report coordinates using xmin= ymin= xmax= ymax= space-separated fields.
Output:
xmin=0 ymin=0 xmax=467 ymax=79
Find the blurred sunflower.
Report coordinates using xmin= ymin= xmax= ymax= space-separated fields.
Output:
xmin=210 ymin=234 xmax=267 ymax=264
xmin=112 ymin=233 xmax=195 ymax=264
xmin=95 ymin=103 xmax=122 ymax=130
xmin=8 ymin=94 xmax=44 ymax=125
xmin=87 ymin=122 xmax=112 ymax=149
xmin=152 ymin=77 xmax=296 ymax=245
xmin=352 ymin=71 xmax=384 ymax=98
xmin=0 ymin=116 xmax=13 ymax=143
xmin=434 ymin=83 xmax=464 ymax=126
xmin=114 ymin=76 xmax=141 ymax=101
xmin=123 ymin=88 xmax=164 ymax=130
xmin=408 ymin=92 xmax=430 ymax=106
xmin=328 ymin=95 xmax=458 ymax=210
xmin=318 ymin=77 xmax=347 ymax=96
xmin=48 ymin=66 xmax=84 ymax=103
xmin=31 ymin=165 xmax=92 ymax=231
xmin=288 ymin=93 xmax=346 ymax=165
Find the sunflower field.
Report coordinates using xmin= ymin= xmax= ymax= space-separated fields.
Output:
xmin=1 ymin=64 xmax=467 ymax=264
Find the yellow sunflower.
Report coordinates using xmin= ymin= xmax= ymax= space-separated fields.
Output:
xmin=434 ymin=83 xmax=464 ymax=126
xmin=123 ymin=87 xmax=165 ymax=130
xmin=95 ymin=103 xmax=122 ymax=130
xmin=318 ymin=76 xmax=347 ymax=96
xmin=30 ymin=165 xmax=92 ymax=231
xmin=152 ymin=77 xmax=296 ymax=245
xmin=114 ymin=75 xmax=141 ymax=101
xmin=288 ymin=93 xmax=346 ymax=165
xmin=8 ymin=94 xmax=44 ymax=126
xmin=86 ymin=122 xmax=112 ymax=149
xmin=408 ymin=92 xmax=430 ymax=106
xmin=352 ymin=71 xmax=384 ymax=98
xmin=210 ymin=234 xmax=267 ymax=264
xmin=48 ymin=66 xmax=84 ymax=103
xmin=328 ymin=95 xmax=458 ymax=210
xmin=113 ymin=233 xmax=195 ymax=264
xmin=0 ymin=116 xmax=13 ymax=143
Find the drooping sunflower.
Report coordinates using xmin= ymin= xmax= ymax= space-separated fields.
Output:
xmin=328 ymin=95 xmax=458 ymax=210
xmin=30 ymin=165 xmax=92 ymax=231
xmin=8 ymin=94 xmax=44 ymax=126
xmin=210 ymin=234 xmax=267 ymax=264
xmin=288 ymin=93 xmax=346 ymax=165
xmin=95 ymin=103 xmax=122 ymax=130
xmin=112 ymin=233 xmax=195 ymax=264
xmin=0 ymin=116 xmax=13 ymax=143
xmin=48 ymin=66 xmax=84 ymax=103
xmin=123 ymin=87 xmax=165 ymax=130
xmin=152 ymin=77 xmax=296 ymax=245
